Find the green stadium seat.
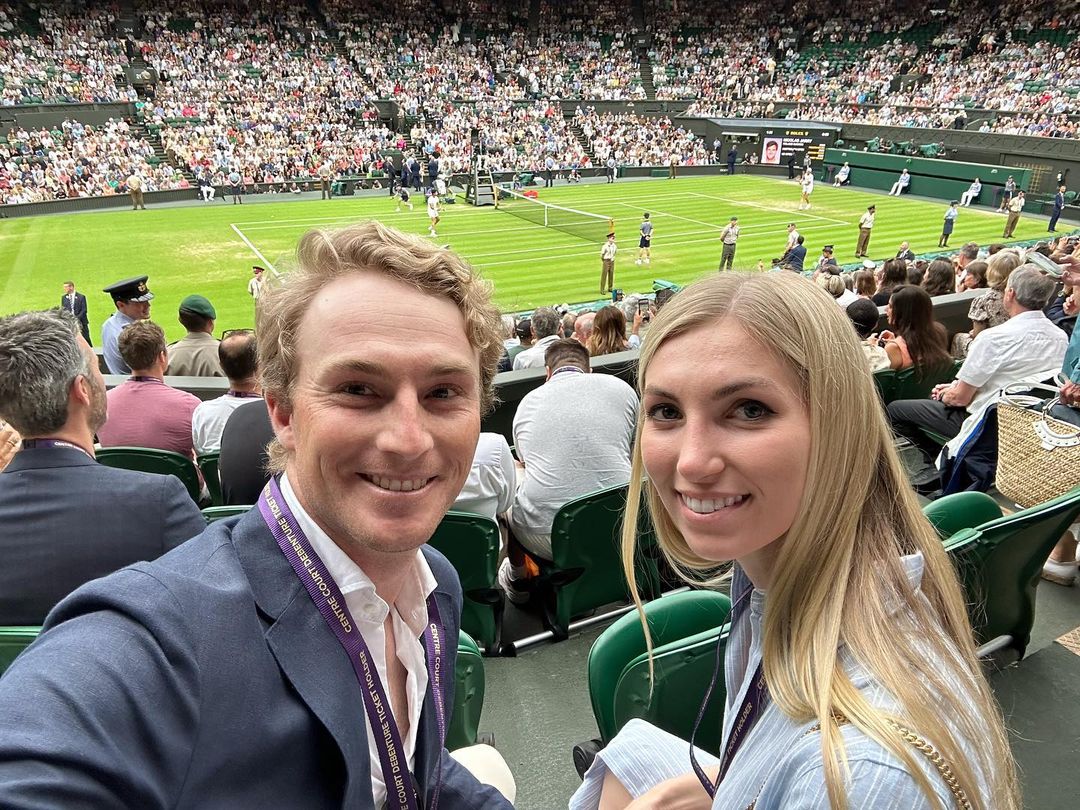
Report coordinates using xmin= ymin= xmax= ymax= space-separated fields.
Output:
xmin=922 ymin=491 xmax=1002 ymax=541
xmin=427 ymin=512 xmax=503 ymax=652
xmin=891 ymin=360 xmax=962 ymax=402
xmin=202 ymin=505 xmax=252 ymax=523
xmin=930 ymin=487 xmax=1080 ymax=659
xmin=586 ymin=590 xmax=732 ymax=746
xmin=95 ymin=447 xmax=202 ymax=503
xmin=533 ymin=484 xmax=662 ymax=641
xmin=448 ymin=631 xmax=486 ymax=750
xmin=613 ymin=610 xmax=732 ymax=756
xmin=197 ymin=453 xmax=222 ymax=506
xmin=0 ymin=626 xmax=39 ymax=676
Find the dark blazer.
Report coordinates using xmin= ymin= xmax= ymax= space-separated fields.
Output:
xmin=219 ymin=398 xmax=274 ymax=505
xmin=60 ymin=291 xmax=90 ymax=341
xmin=0 ymin=446 xmax=206 ymax=625
xmin=0 ymin=508 xmax=511 ymax=809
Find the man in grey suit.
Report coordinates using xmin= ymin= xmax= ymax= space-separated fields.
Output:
xmin=0 ymin=222 xmax=515 ymax=808
xmin=0 ymin=309 xmax=205 ymax=626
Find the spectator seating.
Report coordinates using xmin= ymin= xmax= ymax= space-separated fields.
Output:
xmin=926 ymin=487 xmax=1080 ymax=660
xmin=448 ymin=630 xmax=486 ymax=750
xmin=197 ymin=452 xmax=222 ymax=506
xmin=95 ymin=446 xmax=202 ymax=503
xmin=532 ymin=484 xmax=662 ymax=641
xmin=427 ymin=511 xmax=504 ymax=653
xmin=584 ymin=590 xmax=732 ymax=750
xmin=873 ymin=359 xmax=963 ymax=405
xmin=0 ymin=625 xmax=38 ymax=677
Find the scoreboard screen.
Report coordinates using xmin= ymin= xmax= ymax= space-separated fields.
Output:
xmin=759 ymin=128 xmax=832 ymax=165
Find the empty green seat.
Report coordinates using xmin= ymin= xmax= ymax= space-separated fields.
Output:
xmin=587 ymin=590 xmax=731 ymax=746
xmin=0 ymin=626 xmax=40 ymax=676
xmin=95 ymin=447 xmax=201 ymax=503
xmin=448 ymin=631 xmax=485 ymax=750
xmin=614 ymin=610 xmax=732 ymax=756
xmin=427 ymin=512 xmax=502 ymax=652
xmin=922 ymin=491 xmax=1002 ymax=541
xmin=929 ymin=487 xmax=1080 ymax=658
xmin=892 ymin=359 xmax=962 ymax=402
xmin=535 ymin=485 xmax=662 ymax=640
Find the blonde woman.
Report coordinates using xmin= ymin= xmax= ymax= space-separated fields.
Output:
xmin=571 ymin=272 xmax=1018 ymax=810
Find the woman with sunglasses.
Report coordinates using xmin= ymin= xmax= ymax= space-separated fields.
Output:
xmin=571 ymin=272 xmax=1018 ymax=810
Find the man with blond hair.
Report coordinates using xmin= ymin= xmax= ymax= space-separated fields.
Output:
xmin=0 ymin=222 xmax=516 ymax=808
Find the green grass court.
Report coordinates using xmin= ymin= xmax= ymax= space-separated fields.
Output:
xmin=0 ymin=175 xmax=1056 ymax=342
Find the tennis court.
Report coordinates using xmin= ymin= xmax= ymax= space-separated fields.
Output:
xmin=0 ymin=174 xmax=1058 ymax=340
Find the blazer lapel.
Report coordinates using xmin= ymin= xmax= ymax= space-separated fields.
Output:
xmin=231 ymin=511 xmax=373 ymax=807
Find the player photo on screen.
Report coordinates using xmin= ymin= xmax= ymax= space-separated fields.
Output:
xmin=761 ymin=138 xmax=782 ymax=165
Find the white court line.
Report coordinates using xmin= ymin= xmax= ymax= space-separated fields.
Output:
xmin=614 ymin=202 xmax=725 ymax=231
xmin=687 ymin=192 xmax=850 ymax=225
xmin=230 ymin=223 xmax=278 ymax=273
xmin=471 ymin=222 xmax=853 ymax=268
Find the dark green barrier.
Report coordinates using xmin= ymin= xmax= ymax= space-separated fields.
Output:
xmin=824 ymin=149 xmax=1034 ymax=208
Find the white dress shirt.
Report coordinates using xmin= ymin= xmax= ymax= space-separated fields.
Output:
xmin=191 ymin=393 xmax=261 ymax=455
xmin=279 ymin=474 xmax=437 ymax=808
xmin=454 ymin=432 xmax=516 ymax=520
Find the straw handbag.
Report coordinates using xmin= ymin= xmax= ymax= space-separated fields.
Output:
xmin=995 ymin=382 xmax=1080 ymax=509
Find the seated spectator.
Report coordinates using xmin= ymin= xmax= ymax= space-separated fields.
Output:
xmin=218 ymin=398 xmax=274 ymax=506
xmin=960 ymin=260 xmax=989 ymax=291
xmin=506 ymin=318 xmax=532 ymax=367
xmin=853 ymin=269 xmax=876 ymax=298
xmin=781 ymin=235 xmax=807 ymax=273
xmin=500 ymin=339 xmax=637 ymax=600
xmin=453 ymin=432 xmax=515 ymax=522
xmin=572 ymin=311 xmax=596 ymax=345
xmin=953 ymin=243 xmax=981 ymax=289
xmin=846 ymin=298 xmax=891 ymax=372
xmin=951 ymin=249 xmax=1023 ymax=358
xmin=888 ymin=266 xmax=1068 ymax=469
xmin=0 ymin=309 xmax=203 ymax=625
xmin=587 ymin=305 xmax=639 ymax=356
xmin=816 ymin=274 xmax=858 ymax=307
xmin=872 ymin=259 xmax=908 ymax=306
xmin=512 ymin=307 xmax=561 ymax=370
xmin=166 ymin=295 xmax=223 ymax=377
xmin=872 ymin=286 xmax=950 ymax=372
xmin=921 ymin=258 xmax=956 ymax=298
xmin=191 ymin=330 xmax=261 ymax=455
xmin=97 ymin=320 xmax=202 ymax=458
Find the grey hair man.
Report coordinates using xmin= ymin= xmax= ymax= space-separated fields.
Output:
xmin=512 ymin=306 xmax=562 ymax=370
xmin=0 ymin=222 xmax=515 ymax=809
xmin=888 ymin=264 xmax=1068 ymax=465
xmin=0 ymin=308 xmax=204 ymax=626
xmin=573 ymin=311 xmax=596 ymax=345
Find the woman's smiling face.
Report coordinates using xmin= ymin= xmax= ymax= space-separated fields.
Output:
xmin=640 ymin=318 xmax=812 ymax=589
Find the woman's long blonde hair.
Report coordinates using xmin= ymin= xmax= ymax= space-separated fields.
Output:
xmin=621 ymin=272 xmax=1019 ymax=809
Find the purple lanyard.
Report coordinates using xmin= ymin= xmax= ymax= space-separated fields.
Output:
xmin=20 ymin=438 xmax=93 ymax=459
xmin=226 ymin=390 xmax=262 ymax=399
xmin=689 ymin=584 xmax=768 ymax=798
xmin=131 ymin=375 xmax=162 ymax=384
xmin=258 ymin=477 xmax=447 ymax=810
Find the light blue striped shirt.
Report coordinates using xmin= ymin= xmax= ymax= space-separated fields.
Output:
xmin=571 ymin=554 xmax=989 ymax=809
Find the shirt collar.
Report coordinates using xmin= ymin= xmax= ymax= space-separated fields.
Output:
xmin=278 ymin=473 xmax=437 ymax=636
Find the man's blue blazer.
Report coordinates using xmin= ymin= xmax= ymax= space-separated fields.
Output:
xmin=0 ymin=507 xmax=512 ymax=809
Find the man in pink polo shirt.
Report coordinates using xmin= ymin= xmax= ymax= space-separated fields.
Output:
xmin=97 ymin=320 xmax=202 ymax=459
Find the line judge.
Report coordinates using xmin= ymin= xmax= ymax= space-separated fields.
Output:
xmin=0 ymin=222 xmax=515 ymax=809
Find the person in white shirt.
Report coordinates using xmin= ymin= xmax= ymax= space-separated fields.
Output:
xmin=888 ymin=169 xmax=911 ymax=196
xmin=453 ymin=433 xmax=515 ymax=522
xmin=426 ymin=191 xmax=441 ymax=237
xmin=191 ymin=330 xmax=262 ymax=455
xmin=247 ymin=266 xmax=265 ymax=300
xmin=500 ymin=339 xmax=638 ymax=601
xmin=784 ymin=222 xmax=800 ymax=253
xmin=799 ymin=169 xmax=814 ymax=209
xmin=832 ymin=161 xmax=851 ymax=187
xmin=855 ymin=205 xmax=876 ymax=257
xmin=512 ymin=307 xmax=561 ymax=371
xmin=887 ymin=265 xmax=1067 ymax=465
xmin=960 ymin=177 xmax=982 ymax=206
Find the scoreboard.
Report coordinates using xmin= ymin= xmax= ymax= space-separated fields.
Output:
xmin=759 ymin=127 xmax=833 ymax=166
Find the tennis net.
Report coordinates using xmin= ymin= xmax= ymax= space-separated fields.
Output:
xmin=497 ymin=187 xmax=614 ymax=243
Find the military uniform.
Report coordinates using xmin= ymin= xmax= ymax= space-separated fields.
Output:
xmin=101 ymin=276 xmax=154 ymax=375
